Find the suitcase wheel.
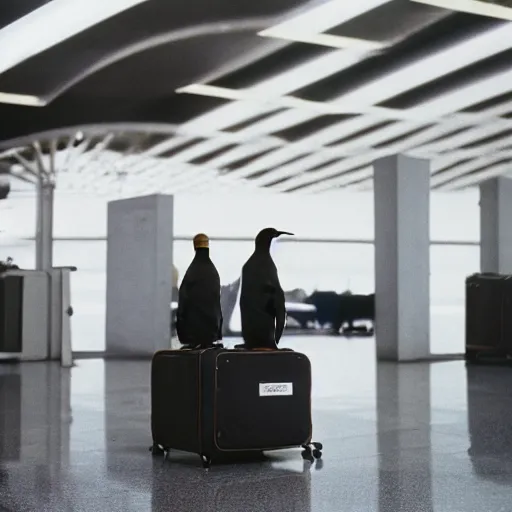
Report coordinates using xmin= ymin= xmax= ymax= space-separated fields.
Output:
xmin=465 ymin=351 xmax=481 ymax=364
xmin=301 ymin=450 xmax=314 ymax=463
xmin=302 ymin=442 xmax=323 ymax=461
xmin=150 ymin=443 xmax=165 ymax=456
xmin=200 ymin=455 xmax=211 ymax=469
xmin=312 ymin=449 xmax=322 ymax=459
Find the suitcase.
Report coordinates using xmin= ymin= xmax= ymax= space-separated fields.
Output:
xmin=150 ymin=348 xmax=322 ymax=467
xmin=465 ymin=273 xmax=512 ymax=360
xmin=0 ymin=275 xmax=23 ymax=353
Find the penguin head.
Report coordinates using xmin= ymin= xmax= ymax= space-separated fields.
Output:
xmin=255 ymin=228 xmax=294 ymax=251
xmin=193 ymin=233 xmax=209 ymax=250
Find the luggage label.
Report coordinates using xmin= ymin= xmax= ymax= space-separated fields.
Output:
xmin=259 ymin=382 xmax=294 ymax=397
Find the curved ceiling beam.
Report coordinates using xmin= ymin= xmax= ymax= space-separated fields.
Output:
xmin=0 ymin=122 xmax=286 ymax=153
xmin=0 ymin=0 xmax=151 ymax=76
xmin=36 ymin=18 xmax=284 ymax=106
xmin=0 ymin=0 xmax=322 ymax=105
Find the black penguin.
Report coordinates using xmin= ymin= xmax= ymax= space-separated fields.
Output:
xmin=240 ymin=228 xmax=293 ymax=349
xmin=176 ymin=233 xmax=223 ymax=349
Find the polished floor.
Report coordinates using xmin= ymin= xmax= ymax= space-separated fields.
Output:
xmin=0 ymin=337 xmax=511 ymax=512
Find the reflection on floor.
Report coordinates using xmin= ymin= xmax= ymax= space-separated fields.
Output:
xmin=0 ymin=337 xmax=511 ymax=511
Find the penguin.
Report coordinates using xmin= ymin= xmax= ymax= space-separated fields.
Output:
xmin=239 ymin=228 xmax=293 ymax=349
xmin=176 ymin=233 xmax=223 ymax=349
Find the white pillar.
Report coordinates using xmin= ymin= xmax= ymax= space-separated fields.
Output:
xmin=35 ymin=181 xmax=54 ymax=271
xmin=373 ymin=155 xmax=430 ymax=361
xmin=106 ymin=194 xmax=174 ymax=356
xmin=480 ymin=176 xmax=512 ymax=274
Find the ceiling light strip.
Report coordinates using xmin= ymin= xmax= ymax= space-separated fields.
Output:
xmin=413 ymin=121 xmax=510 ymax=154
xmin=302 ymin=166 xmax=376 ymax=193
xmin=181 ymin=49 xmax=367 ymax=134
xmin=333 ymin=23 xmax=512 ymax=108
xmin=430 ymin=154 xmax=511 ymax=187
xmin=300 ymin=149 xmax=468 ymax=193
xmin=260 ymin=0 xmax=392 ymax=35
xmin=278 ymin=119 xmax=470 ymax=190
xmin=409 ymin=68 xmax=512 ymax=118
xmin=228 ymin=146 xmax=311 ymax=180
xmin=253 ymin=50 xmax=366 ymax=95
xmin=439 ymin=162 xmax=512 ymax=190
xmin=205 ymin=141 xmax=279 ymax=169
xmin=411 ymin=0 xmax=512 ymax=21
xmin=0 ymin=0 xmax=150 ymax=75
xmin=259 ymin=0 xmax=391 ymax=48
xmin=251 ymin=121 xmax=427 ymax=188
xmin=0 ymin=92 xmax=46 ymax=106
xmin=178 ymin=83 xmax=454 ymax=121
xmin=252 ymin=152 xmax=340 ymax=186
xmin=234 ymin=110 xmax=318 ymax=139
xmin=260 ymin=31 xmax=384 ymax=50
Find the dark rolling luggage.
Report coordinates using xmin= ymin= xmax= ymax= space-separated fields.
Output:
xmin=151 ymin=348 xmax=322 ymax=467
xmin=0 ymin=274 xmax=23 ymax=353
xmin=465 ymin=273 xmax=512 ymax=361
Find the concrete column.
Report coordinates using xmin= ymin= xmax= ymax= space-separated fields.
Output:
xmin=35 ymin=182 xmax=54 ymax=271
xmin=106 ymin=194 xmax=174 ymax=356
xmin=480 ymin=176 xmax=512 ymax=274
xmin=373 ymin=155 xmax=430 ymax=361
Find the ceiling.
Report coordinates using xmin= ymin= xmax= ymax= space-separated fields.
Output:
xmin=0 ymin=0 xmax=512 ymax=195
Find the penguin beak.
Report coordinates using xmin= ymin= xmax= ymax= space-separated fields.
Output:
xmin=276 ymin=231 xmax=294 ymax=237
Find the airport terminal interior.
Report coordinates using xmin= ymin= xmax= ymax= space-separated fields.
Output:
xmin=2 ymin=0 xmax=512 ymax=511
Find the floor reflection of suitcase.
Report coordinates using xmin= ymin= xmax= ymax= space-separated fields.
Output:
xmin=151 ymin=461 xmax=312 ymax=512
xmin=465 ymin=273 xmax=512 ymax=361
xmin=0 ymin=372 xmax=21 ymax=461
xmin=151 ymin=348 xmax=322 ymax=467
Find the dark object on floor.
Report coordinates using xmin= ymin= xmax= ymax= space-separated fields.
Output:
xmin=306 ymin=290 xmax=375 ymax=334
xmin=333 ymin=293 xmax=375 ymax=334
xmin=465 ymin=273 xmax=512 ymax=362
xmin=287 ymin=306 xmax=317 ymax=329
xmin=240 ymin=228 xmax=293 ymax=349
xmin=305 ymin=291 xmax=340 ymax=326
xmin=150 ymin=348 xmax=321 ymax=467
xmin=176 ymin=234 xmax=223 ymax=349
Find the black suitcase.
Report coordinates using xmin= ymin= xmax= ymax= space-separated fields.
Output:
xmin=150 ymin=348 xmax=322 ymax=466
xmin=465 ymin=273 xmax=512 ymax=360
xmin=0 ymin=275 xmax=23 ymax=353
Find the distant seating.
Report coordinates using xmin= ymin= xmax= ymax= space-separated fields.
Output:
xmin=284 ymin=288 xmax=308 ymax=303
xmin=171 ymin=280 xmax=375 ymax=338
xmin=305 ymin=291 xmax=339 ymax=327
xmin=306 ymin=290 xmax=375 ymax=335
xmin=219 ymin=278 xmax=241 ymax=336
xmin=0 ymin=257 xmax=19 ymax=273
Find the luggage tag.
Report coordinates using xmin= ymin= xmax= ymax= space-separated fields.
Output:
xmin=259 ymin=382 xmax=294 ymax=397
